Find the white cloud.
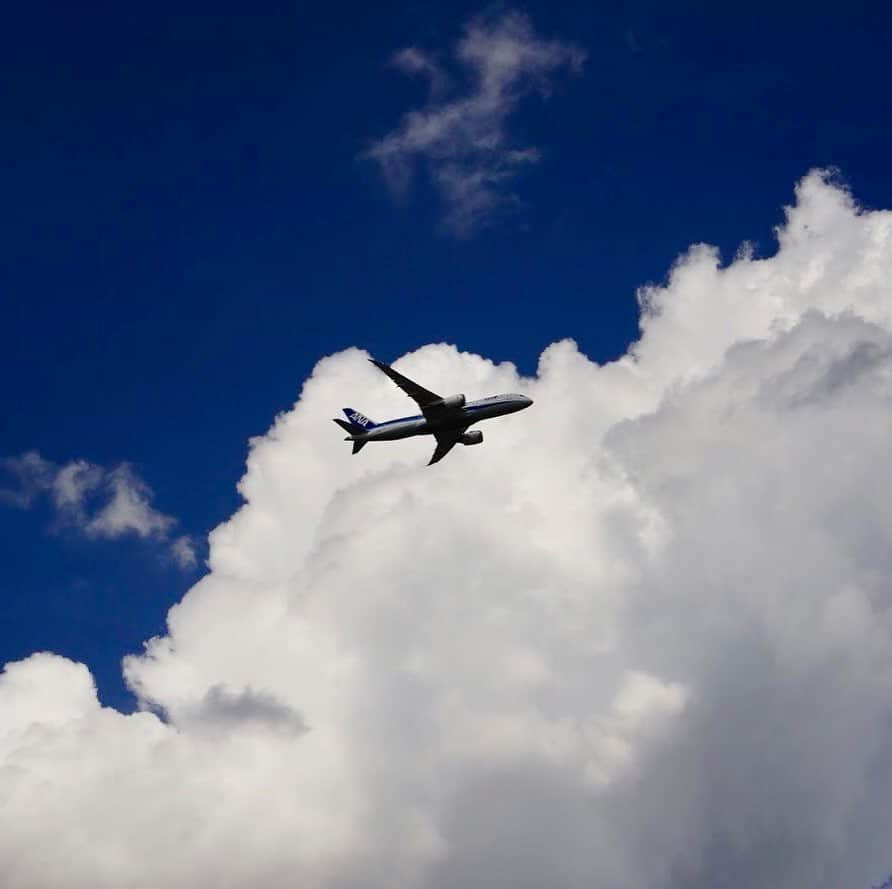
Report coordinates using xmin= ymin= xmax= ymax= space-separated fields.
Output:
xmin=365 ymin=11 xmax=585 ymax=235
xmin=0 ymin=450 xmax=54 ymax=507
xmin=52 ymin=458 xmax=104 ymax=510
xmin=0 ymin=453 xmax=193 ymax=568
xmin=170 ymin=534 xmax=199 ymax=569
xmin=2 ymin=170 xmax=892 ymax=887
xmin=84 ymin=464 xmax=174 ymax=540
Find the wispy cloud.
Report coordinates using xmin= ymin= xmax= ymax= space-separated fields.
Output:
xmin=365 ymin=11 xmax=585 ymax=235
xmin=169 ymin=534 xmax=198 ymax=569
xmin=1 ymin=451 xmax=197 ymax=568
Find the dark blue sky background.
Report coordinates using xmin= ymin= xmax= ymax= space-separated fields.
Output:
xmin=3 ymin=0 xmax=891 ymax=709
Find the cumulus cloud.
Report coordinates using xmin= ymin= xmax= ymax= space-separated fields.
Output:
xmin=0 ymin=452 xmax=195 ymax=567
xmin=365 ymin=11 xmax=585 ymax=235
xmin=3 ymin=170 xmax=892 ymax=888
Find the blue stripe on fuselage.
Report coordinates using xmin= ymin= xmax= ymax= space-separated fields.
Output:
xmin=374 ymin=403 xmax=511 ymax=426
xmin=380 ymin=401 xmax=513 ymax=421
xmin=373 ymin=413 xmax=424 ymax=428
xmin=358 ymin=398 xmax=514 ymax=439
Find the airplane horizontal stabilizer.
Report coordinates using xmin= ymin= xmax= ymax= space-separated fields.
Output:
xmin=352 ymin=440 xmax=367 ymax=455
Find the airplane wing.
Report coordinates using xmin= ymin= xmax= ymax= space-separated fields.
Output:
xmin=369 ymin=359 xmax=443 ymax=410
xmin=428 ymin=430 xmax=462 ymax=466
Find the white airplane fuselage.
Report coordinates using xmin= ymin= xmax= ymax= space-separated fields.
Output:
xmin=347 ymin=394 xmax=532 ymax=442
xmin=336 ymin=358 xmax=534 ymax=465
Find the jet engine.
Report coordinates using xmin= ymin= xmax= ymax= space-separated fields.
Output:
xmin=439 ymin=393 xmax=466 ymax=409
xmin=459 ymin=430 xmax=483 ymax=446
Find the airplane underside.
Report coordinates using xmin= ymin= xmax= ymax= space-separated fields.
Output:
xmin=333 ymin=359 xmax=531 ymax=466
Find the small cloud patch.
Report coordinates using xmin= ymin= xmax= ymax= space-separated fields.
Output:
xmin=1 ymin=451 xmax=196 ymax=568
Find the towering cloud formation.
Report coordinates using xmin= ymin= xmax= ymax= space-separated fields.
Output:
xmin=3 ymin=171 xmax=892 ymax=888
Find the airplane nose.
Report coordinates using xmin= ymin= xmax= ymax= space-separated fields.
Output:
xmin=523 ymin=396 xmax=534 ymax=407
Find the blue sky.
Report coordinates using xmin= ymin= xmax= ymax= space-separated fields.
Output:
xmin=3 ymin=0 xmax=892 ymax=711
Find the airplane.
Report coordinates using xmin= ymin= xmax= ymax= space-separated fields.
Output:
xmin=333 ymin=358 xmax=533 ymax=465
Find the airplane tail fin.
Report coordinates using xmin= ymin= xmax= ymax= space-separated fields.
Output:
xmin=332 ymin=409 xmax=374 ymax=456
xmin=342 ymin=408 xmax=376 ymax=431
